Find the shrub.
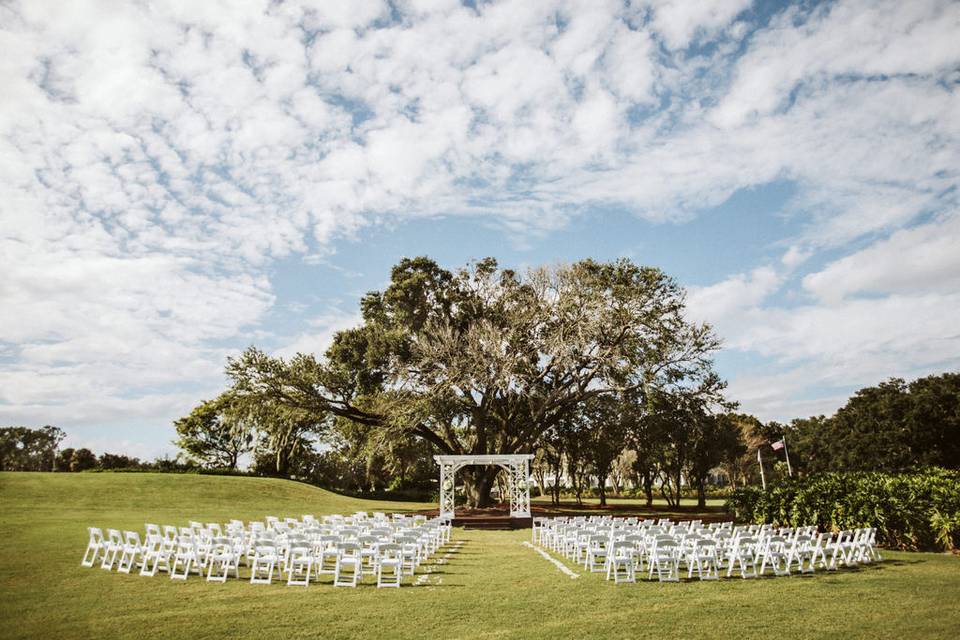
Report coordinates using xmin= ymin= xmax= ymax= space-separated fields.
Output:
xmin=725 ymin=468 xmax=960 ymax=551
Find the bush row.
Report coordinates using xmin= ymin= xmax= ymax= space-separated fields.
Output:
xmin=725 ymin=468 xmax=960 ymax=551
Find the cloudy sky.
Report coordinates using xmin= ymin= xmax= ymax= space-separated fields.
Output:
xmin=1 ymin=0 xmax=959 ymax=459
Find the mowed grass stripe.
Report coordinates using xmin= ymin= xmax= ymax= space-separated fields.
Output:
xmin=1 ymin=473 xmax=958 ymax=640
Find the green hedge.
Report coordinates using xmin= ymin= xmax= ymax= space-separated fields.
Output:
xmin=726 ymin=468 xmax=960 ymax=551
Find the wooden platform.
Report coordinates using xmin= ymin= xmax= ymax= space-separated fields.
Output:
xmin=452 ymin=515 xmax=533 ymax=530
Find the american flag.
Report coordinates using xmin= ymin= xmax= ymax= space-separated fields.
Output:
xmin=771 ymin=439 xmax=785 ymax=451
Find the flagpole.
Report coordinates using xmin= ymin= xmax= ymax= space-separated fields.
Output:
xmin=757 ymin=447 xmax=766 ymax=490
xmin=783 ymin=436 xmax=793 ymax=478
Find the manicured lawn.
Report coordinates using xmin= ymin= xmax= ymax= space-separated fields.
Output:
xmin=1 ymin=472 xmax=958 ymax=639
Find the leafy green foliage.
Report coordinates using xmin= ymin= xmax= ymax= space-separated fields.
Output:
xmin=726 ymin=468 xmax=960 ymax=550
xmin=173 ymin=393 xmax=253 ymax=470
xmin=787 ymin=373 xmax=960 ymax=474
xmin=0 ymin=425 xmax=64 ymax=471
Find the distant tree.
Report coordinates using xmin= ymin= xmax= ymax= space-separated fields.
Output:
xmin=0 ymin=426 xmax=65 ymax=471
xmin=535 ymin=428 xmax=565 ymax=505
xmin=686 ymin=412 xmax=746 ymax=507
xmin=649 ymin=379 xmax=733 ymax=507
xmin=151 ymin=455 xmax=197 ymax=472
xmin=610 ymin=449 xmax=637 ymax=496
xmin=249 ymin=409 xmax=321 ymax=477
xmin=787 ymin=373 xmax=960 ymax=474
xmin=904 ymin=373 xmax=960 ymax=469
xmin=628 ymin=410 xmax=667 ymax=508
xmin=560 ymin=416 xmax=590 ymax=505
xmin=718 ymin=414 xmax=765 ymax=488
xmin=98 ymin=453 xmax=141 ymax=470
xmin=55 ymin=447 xmax=75 ymax=471
xmin=70 ymin=448 xmax=98 ymax=471
xmin=173 ymin=393 xmax=254 ymax=470
xmin=530 ymin=448 xmax=550 ymax=497
xmin=580 ymin=395 xmax=631 ymax=506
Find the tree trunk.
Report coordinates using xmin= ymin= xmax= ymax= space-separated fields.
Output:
xmin=696 ymin=479 xmax=706 ymax=509
xmin=550 ymin=459 xmax=563 ymax=505
xmin=275 ymin=448 xmax=290 ymax=477
xmin=533 ymin=468 xmax=546 ymax=497
xmin=642 ymin=471 xmax=654 ymax=507
xmin=461 ymin=466 xmax=499 ymax=508
xmin=673 ymin=468 xmax=683 ymax=507
xmin=597 ymin=473 xmax=608 ymax=506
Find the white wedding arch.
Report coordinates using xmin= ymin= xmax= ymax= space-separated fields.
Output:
xmin=434 ymin=454 xmax=534 ymax=519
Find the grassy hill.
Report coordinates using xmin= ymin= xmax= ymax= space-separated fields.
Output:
xmin=1 ymin=472 xmax=958 ymax=640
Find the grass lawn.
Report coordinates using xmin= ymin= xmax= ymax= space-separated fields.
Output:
xmin=1 ymin=472 xmax=958 ymax=640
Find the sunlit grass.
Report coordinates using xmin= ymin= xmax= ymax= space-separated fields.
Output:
xmin=1 ymin=472 xmax=957 ymax=640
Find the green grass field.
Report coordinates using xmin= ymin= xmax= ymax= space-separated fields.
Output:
xmin=1 ymin=472 xmax=958 ymax=640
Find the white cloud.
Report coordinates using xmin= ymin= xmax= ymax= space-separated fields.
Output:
xmin=275 ymin=312 xmax=363 ymax=359
xmin=803 ymin=213 xmax=960 ymax=303
xmin=687 ymin=266 xmax=782 ymax=330
xmin=649 ymin=0 xmax=752 ymax=50
xmin=0 ymin=0 xmax=958 ymax=445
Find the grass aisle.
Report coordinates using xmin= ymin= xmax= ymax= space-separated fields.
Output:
xmin=1 ymin=472 xmax=958 ymax=639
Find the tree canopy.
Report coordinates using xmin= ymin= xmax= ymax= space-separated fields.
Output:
xmin=787 ymin=373 xmax=960 ymax=474
xmin=225 ymin=256 xmax=723 ymax=505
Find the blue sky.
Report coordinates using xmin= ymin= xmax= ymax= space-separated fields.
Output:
xmin=1 ymin=0 xmax=959 ymax=459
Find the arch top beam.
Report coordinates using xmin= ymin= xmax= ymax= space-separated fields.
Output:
xmin=433 ymin=454 xmax=534 ymax=465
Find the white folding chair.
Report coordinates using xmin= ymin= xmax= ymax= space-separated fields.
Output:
xmin=170 ymin=538 xmax=198 ymax=580
xmin=207 ymin=537 xmax=240 ymax=583
xmin=286 ymin=545 xmax=315 ymax=587
xmin=140 ymin=534 xmax=173 ymax=577
xmin=249 ymin=542 xmax=279 ymax=585
xmin=334 ymin=542 xmax=363 ymax=587
xmin=858 ymin=527 xmax=882 ymax=563
xmin=607 ymin=541 xmax=636 ymax=583
xmin=100 ymin=529 xmax=124 ymax=570
xmin=787 ymin=535 xmax=816 ymax=574
xmin=585 ymin=535 xmax=608 ymax=573
xmin=117 ymin=531 xmax=143 ymax=574
xmin=315 ymin=535 xmax=340 ymax=576
xmin=81 ymin=527 xmax=105 ymax=568
xmin=759 ymin=535 xmax=791 ymax=576
xmin=687 ymin=538 xmax=720 ymax=580
xmin=648 ymin=537 xmax=680 ymax=582
xmin=824 ymin=531 xmax=849 ymax=570
xmin=376 ymin=543 xmax=403 ymax=588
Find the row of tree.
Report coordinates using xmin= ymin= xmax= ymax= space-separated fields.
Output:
xmin=0 ymin=426 xmax=194 ymax=473
xmin=10 ymin=258 xmax=956 ymax=510
xmin=171 ymin=257 xmax=959 ymax=507
xmin=772 ymin=373 xmax=960 ymax=474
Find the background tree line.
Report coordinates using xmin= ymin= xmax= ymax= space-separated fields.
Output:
xmin=5 ymin=257 xmax=956 ymax=509
xmin=0 ymin=425 xmax=193 ymax=472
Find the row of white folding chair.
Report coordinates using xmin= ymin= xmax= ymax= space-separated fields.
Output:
xmin=85 ymin=511 xmax=451 ymax=568
xmin=533 ymin=518 xmax=879 ymax=583
xmin=177 ymin=519 xmax=446 ymax=581
xmin=247 ymin=538 xmax=414 ymax=587
xmin=84 ymin=525 xmax=444 ymax=587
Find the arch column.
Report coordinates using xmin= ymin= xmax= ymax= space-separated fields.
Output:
xmin=508 ymin=457 xmax=532 ymax=517
xmin=438 ymin=459 xmax=458 ymax=518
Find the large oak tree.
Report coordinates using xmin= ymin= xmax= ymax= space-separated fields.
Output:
xmin=226 ymin=256 xmax=721 ymax=506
